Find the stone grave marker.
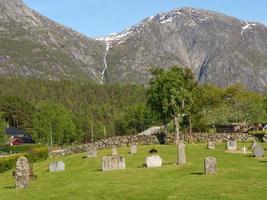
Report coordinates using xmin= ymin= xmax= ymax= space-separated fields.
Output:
xmin=242 ymin=146 xmax=247 ymax=154
xmin=250 ymin=141 xmax=258 ymax=149
xmin=146 ymin=155 xmax=162 ymax=168
xmin=178 ymin=142 xmax=186 ymax=165
xmin=204 ymin=156 xmax=217 ymax=175
xmin=87 ymin=148 xmax=97 ymax=158
xmin=130 ymin=144 xmax=137 ymax=154
xmin=15 ymin=156 xmax=30 ymax=189
xmin=207 ymin=141 xmax=215 ymax=150
xmin=112 ymin=146 xmax=117 ymax=156
xmin=227 ymin=140 xmax=237 ymax=151
xmin=252 ymin=144 xmax=265 ymax=158
xmin=102 ymin=156 xmax=126 ymax=171
xmin=49 ymin=161 xmax=65 ymax=172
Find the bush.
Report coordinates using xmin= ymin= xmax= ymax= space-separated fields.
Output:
xmin=26 ymin=147 xmax=49 ymax=163
xmin=0 ymin=154 xmax=24 ymax=173
xmin=1 ymin=144 xmax=43 ymax=154
xmin=0 ymin=146 xmax=48 ymax=173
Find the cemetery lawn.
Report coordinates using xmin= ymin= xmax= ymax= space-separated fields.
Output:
xmin=0 ymin=143 xmax=267 ymax=200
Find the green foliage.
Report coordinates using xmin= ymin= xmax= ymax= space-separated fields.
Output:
xmin=32 ymin=102 xmax=76 ymax=145
xmin=0 ymin=144 xmax=43 ymax=154
xmin=147 ymin=66 xmax=196 ymax=123
xmin=0 ymin=154 xmax=24 ymax=173
xmin=0 ymin=146 xmax=48 ymax=173
xmin=0 ymin=112 xmax=7 ymax=144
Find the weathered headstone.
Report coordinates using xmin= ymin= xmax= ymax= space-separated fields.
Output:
xmin=130 ymin=144 xmax=137 ymax=154
xmin=112 ymin=146 xmax=117 ymax=156
xmin=204 ymin=156 xmax=217 ymax=175
xmin=102 ymin=156 xmax=126 ymax=171
xmin=146 ymin=155 xmax=162 ymax=168
xmin=227 ymin=140 xmax=237 ymax=151
xmin=252 ymin=144 xmax=265 ymax=158
xmin=250 ymin=141 xmax=258 ymax=149
xmin=15 ymin=156 xmax=30 ymax=189
xmin=207 ymin=141 xmax=215 ymax=150
xmin=87 ymin=148 xmax=97 ymax=158
xmin=49 ymin=161 xmax=65 ymax=172
xmin=177 ymin=142 xmax=186 ymax=165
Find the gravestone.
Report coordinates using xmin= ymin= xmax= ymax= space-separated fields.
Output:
xmin=87 ymin=148 xmax=97 ymax=158
xmin=252 ymin=144 xmax=265 ymax=158
xmin=15 ymin=156 xmax=30 ymax=189
xmin=207 ymin=141 xmax=215 ymax=150
xmin=146 ymin=155 xmax=162 ymax=168
xmin=177 ymin=142 xmax=186 ymax=165
xmin=49 ymin=161 xmax=65 ymax=172
xmin=242 ymin=146 xmax=247 ymax=154
xmin=204 ymin=156 xmax=217 ymax=175
xmin=102 ymin=156 xmax=126 ymax=171
xmin=250 ymin=141 xmax=257 ymax=149
xmin=227 ymin=140 xmax=237 ymax=151
xmin=112 ymin=146 xmax=117 ymax=156
xmin=130 ymin=144 xmax=137 ymax=154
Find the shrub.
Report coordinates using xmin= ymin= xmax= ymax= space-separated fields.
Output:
xmin=0 ymin=146 xmax=48 ymax=173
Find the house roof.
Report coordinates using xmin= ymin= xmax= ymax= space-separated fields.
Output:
xmin=5 ymin=127 xmax=26 ymax=136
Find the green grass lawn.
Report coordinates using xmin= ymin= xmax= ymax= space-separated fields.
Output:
xmin=0 ymin=143 xmax=267 ymax=200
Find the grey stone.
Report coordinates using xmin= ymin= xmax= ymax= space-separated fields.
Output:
xmin=49 ymin=161 xmax=65 ymax=172
xmin=204 ymin=157 xmax=217 ymax=175
xmin=87 ymin=148 xmax=97 ymax=158
xmin=102 ymin=156 xmax=126 ymax=171
xmin=250 ymin=141 xmax=258 ymax=149
xmin=15 ymin=156 xmax=30 ymax=189
xmin=227 ymin=140 xmax=237 ymax=151
xmin=207 ymin=141 xmax=215 ymax=150
xmin=177 ymin=142 xmax=186 ymax=165
xmin=252 ymin=144 xmax=265 ymax=158
xmin=130 ymin=144 xmax=137 ymax=154
xmin=112 ymin=146 xmax=117 ymax=156
xmin=145 ymin=155 xmax=162 ymax=168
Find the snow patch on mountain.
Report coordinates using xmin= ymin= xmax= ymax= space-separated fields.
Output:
xmin=241 ymin=21 xmax=257 ymax=35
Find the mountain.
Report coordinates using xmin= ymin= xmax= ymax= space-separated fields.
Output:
xmin=101 ymin=8 xmax=267 ymax=91
xmin=0 ymin=1 xmax=267 ymax=91
xmin=0 ymin=0 xmax=105 ymax=82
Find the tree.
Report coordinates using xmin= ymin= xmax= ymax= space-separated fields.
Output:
xmin=31 ymin=102 xmax=76 ymax=146
xmin=0 ymin=112 xmax=7 ymax=144
xmin=147 ymin=66 xmax=196 ymax=164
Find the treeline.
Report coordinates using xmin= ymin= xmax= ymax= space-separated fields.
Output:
xmin=0 ymin=77 xmax=158 ymax=145
xmin=0 ymin=74 xmax=266 ymax=145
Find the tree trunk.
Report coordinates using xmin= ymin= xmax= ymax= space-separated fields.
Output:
xmin=164 ymin=123 xmax=168 ymax=135
xmin=174 ymin=116 xmax=180 ymax=145
xmin=189 ymin=116 xmax=192 ymax=138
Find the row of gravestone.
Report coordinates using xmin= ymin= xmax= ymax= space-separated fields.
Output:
xmin=207 ymin=140 xmax=265 ymax=158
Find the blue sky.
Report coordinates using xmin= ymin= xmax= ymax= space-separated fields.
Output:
xmin=23 ymin=0 xmax=267 ymax=38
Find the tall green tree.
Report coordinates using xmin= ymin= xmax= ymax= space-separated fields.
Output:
xmin=0 ymin=112 xmax=8 ymax=144
xmin=31 ymin=102 xmax=76 ymax=146
xmin=147 ymin=66 xmax=196 ymax=164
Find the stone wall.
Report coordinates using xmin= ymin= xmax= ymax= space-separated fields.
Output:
xmin=51 ymin=132 xmax=252 ymax=157
xmin=63 ymin=135 xmax=159 ymax=155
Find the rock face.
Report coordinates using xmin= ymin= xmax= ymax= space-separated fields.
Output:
xmin=145 ymin=155 xmax=162 ymax=168
xmin=204 ymin=157 xmax=217 ymax=175
xmin=0 ymin=0 xmax=105 ymax=82
xmin=103 ymin=8 xmax=267 ymax=91
xmin=1 ymin=1 xmax=267 ymax=91
xmin=252 ymin=144 xmax=265 ymax=158
xmin=102 ymin=156 xmax=126 ymax=171
xmin=49 ymin=161 xmax=65 ymax=172
xmin=15 ymin=156 xmax=30 ymax=189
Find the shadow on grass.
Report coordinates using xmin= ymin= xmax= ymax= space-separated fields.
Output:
xmin=3 ymin=185 xmax=14 ymax=190
xmin=190 ymin=172 xmax=204 ymax=175
xmin=259 ymin=160 xmax=267 ymax=163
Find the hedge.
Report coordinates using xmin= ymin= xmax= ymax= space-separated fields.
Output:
xmin=0 ymin=146 xmax=48 ymax=173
